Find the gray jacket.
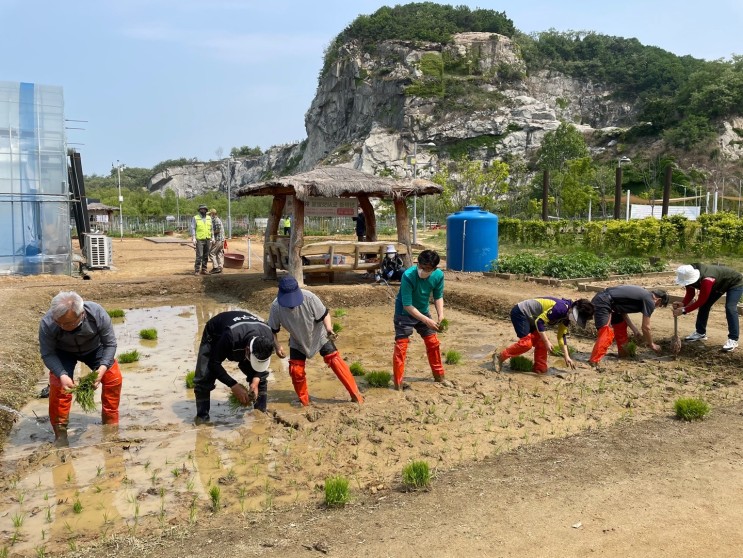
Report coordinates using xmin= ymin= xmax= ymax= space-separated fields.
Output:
xmin=39 ymin=301 xmax=117 ymax=378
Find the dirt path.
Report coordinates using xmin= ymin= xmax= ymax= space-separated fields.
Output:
xmin=0 ymin=237 xmax=741 ymax=557
xmin=72 ymin=402 xmax=743 ymax=558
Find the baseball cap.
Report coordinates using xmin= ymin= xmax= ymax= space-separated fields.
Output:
xmin=248 ymin=337 xmax=271 ymax=373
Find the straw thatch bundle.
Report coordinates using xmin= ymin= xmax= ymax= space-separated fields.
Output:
xmin=235 ymin=166 xmax=441 ymax=201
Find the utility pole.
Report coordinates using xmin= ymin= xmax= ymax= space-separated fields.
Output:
xmin=113 ymin=161 xmax=125 ymax=241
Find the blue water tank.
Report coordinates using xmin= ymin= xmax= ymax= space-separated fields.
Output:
xmin=446 ymin=206 xmax=499 ymax=272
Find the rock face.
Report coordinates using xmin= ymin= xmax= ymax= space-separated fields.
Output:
xmin=149 ymin=32 xmax=740 ymax=195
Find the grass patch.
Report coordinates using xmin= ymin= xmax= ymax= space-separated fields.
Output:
xmin=118 ymin=350 xmax=140 ymax=364
xmin=139 ymin=328 xmax=158 ymax=340
xmin=106 ymin=309 xmax=125 ymax=318
xmin=324 ymin=476 xmax=350 ymax=508
xmin=444 ymin=350 xmax=462 ymax=365
xmin=349 ymin=362 xmax=365 ymax=376
xmin=437 ymin=318 xmax=449 ymax=333
xmin=674 ymin=398 xmax=710 ymax=421
xmin=402 ymin=460 xmax=431 ymax=491
xmin=509 ymin=355 xmax=534 ymax=372
xmin=332 ymin=322 xmax=343 ymax=334
xmin=333 ymin=308 xmax=347 ymax=318
xmin=185 ymin=371 xmax=196 ymax=389
xmin=71 ymin=372 xmax=97 ymax=412
xmin=365 ymin=371 xmax=392 ymax=388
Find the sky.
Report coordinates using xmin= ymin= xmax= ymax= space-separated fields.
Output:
xmin=2 ymin=0 xmax=742 ymax=176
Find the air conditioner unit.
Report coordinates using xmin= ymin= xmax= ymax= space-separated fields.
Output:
xmin=84 ymin=234 xmax=112 ymax=269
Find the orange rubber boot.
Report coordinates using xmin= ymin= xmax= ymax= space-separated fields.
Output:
xmin=589 ymin=325 xmax=615 ymax=364
xmin=532 ymin=333 xmax=548 ymax=373
xmin=423 ymin=334 xmax=445 ymax=381
xmin=393 ymin=337 xmax=409 ymax=389
xmin=288 ymin=359 xmax=310 ymax=406
xmin=499 ymin=334 xmax=535 ymax=362
xmin=101 ymin=360 xmax=123 ymax=425
xmin=49 ymin=372 xmax=72 ymax=446
xmin=614 ymin=322 xmax=630 ymax=357
xmin=323 ymin=351 xmax=364 ymax=403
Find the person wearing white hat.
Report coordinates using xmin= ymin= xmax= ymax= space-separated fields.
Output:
xmin=378 ymin=244 xmax=405 ymax=283
xmin=672 ymin=263 xmax=743 ymax=352
xmin=192 ymin=310 xmax=274 ymax=424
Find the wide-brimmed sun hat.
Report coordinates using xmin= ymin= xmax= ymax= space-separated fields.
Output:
xmin=198 ymin=204 xmax=208 ymax=211
xmin=277 ymin=276 xmax=303 ymax=308
xmin=385 ymin=244 xmax=397 ymax=254
xmin=675 ymin=264 xmax=700 ymax=287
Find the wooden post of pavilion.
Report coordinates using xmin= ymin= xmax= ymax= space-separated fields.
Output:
xmin=288 ymin=195 xmax=305 ymax=285
xmin=264 ymin=195 xmax=286 ymax=280
xmin=393 ymin=194 xmax=413 ymax=268
xmin=358 ymin=193 xmax=376 ymax=241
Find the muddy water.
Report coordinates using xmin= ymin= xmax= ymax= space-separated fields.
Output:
xmin=3 ymin=300 xmax=489 ymax=554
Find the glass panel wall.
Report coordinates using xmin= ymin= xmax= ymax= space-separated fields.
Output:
xmin=0 ymin=81 xmax=71 ymax=275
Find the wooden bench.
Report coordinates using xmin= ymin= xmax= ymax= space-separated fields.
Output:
xmin=301 ymin=241 xmax=407 ymax=281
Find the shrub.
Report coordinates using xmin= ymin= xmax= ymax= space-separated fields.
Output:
xmin=324 ymin=476 xmax=350 ymax=507
xmin=118 ymin=350 xmax=140 ymax=364
xmin=332 ymin=322 xmax=343 ymax=334
xmin=674 ymin=398 xmax=710 ymax=421
xmin=444 ymin=350 xmax=462 ymax=364
xmin=349 ymin=362 xmax=365 ymax=376
xmin=106 ymin=309 xmax=125 ymax=318
xmin=365 ymin=371 xmax=392 ymax=388
xmin=509 ymin=355 xmax=533 ymax=372
xmin=402 ymin=460 xmax=431 ymax=490
xmin=139 ymin=328 xmax=158 ymax=340
xmin=611 ymin=257 xmax=648 ymax=275
xmin=493 ymin=253 xmax=546 ymax=275
xmin=543 ymin=253 xmax=610 ymax=279
xmin=185 ymin=371 xmax=196 ymax=389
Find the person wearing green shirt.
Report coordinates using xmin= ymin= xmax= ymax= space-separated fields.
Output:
xmin=392 ymin=250 xmax=445 ymax=390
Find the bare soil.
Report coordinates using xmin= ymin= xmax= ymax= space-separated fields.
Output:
xmin=1 ymin=236 xmax=742 ymax=557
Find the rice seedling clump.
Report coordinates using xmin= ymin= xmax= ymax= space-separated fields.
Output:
xmin=349 ymin=362 xmax=365 ymax=376
xmin=674 ymin=398 xmax=710 ymax=421
xmin=324 ymin=476 xmax=350 ymax=507
xmin=444 ymin=350 xmax=461 ymax=365
xmin=402 ymin=460 xmax=431 ymax=490
xmin=139 ymin=328 xmax=158 ymax=340
xmin=509 ymin=355 xmax=534 ymax=372
xmin=72 ymin=372 xmax=98 ymax=412
xmin=118 ymin=350 xmax=140 ymax=364
xmin=365 ymin=371 xmax=392 ymax=388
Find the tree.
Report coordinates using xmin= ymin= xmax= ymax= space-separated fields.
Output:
xmin=536 ymin=122 xmax=589 ymax=172
xmin=433 ymin=156 xmax=509 ymax=212
xmin=230 ymin=145 xmax=263 ymax=158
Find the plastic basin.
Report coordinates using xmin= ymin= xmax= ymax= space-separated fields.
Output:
xmin=224 ymin=253 xmax=245 ymax=269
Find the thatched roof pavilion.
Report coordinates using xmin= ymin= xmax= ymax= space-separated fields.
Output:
xmin=235 ymin=166 xmax=442 ymax=283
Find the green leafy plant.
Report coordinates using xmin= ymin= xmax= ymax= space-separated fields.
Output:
xmin=106 ymin=309 xmax=125 ymax=318
xmin=139 ymin=328 xmax=158 ymax=340
xmin=402 ymin=460 xmax=431 ymax=490
xmin=324 ymin=476 xmax=350 ymax=508
xmin=118 ymin=350 xmax=140 ymax=364
xmin=71 ymin=372 xmax=98 ymax=412
xmin=493 ymin=253 xmax=545 ymax=275
xmin=332 ymin=322 xmax=343 ymax=334
xmin=349 ymin=362 xmax=365 ymax=377
xmin=509 ymin=356 xmax=534 ymax=372
xmin=674 ymin=398 xmax=710 ymax=421
xmin=333 ymin=308 xmax=347 ymax=318
xmin=365 ymin=371 xmax=392 ymax=388
xmin=444 ymin=350 xmax=462 ymax=365
xmin=185 ymin=370 xmax=196 ymax=389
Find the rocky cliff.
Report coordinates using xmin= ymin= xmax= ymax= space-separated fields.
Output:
xmin=149 ymin=32 xmax=741 ymax=196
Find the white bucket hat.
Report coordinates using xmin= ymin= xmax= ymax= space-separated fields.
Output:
xmin=675 ymin=264 xmax=700 ymax=286
xmin=385 ymin=244 xmax=397 ymax=254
